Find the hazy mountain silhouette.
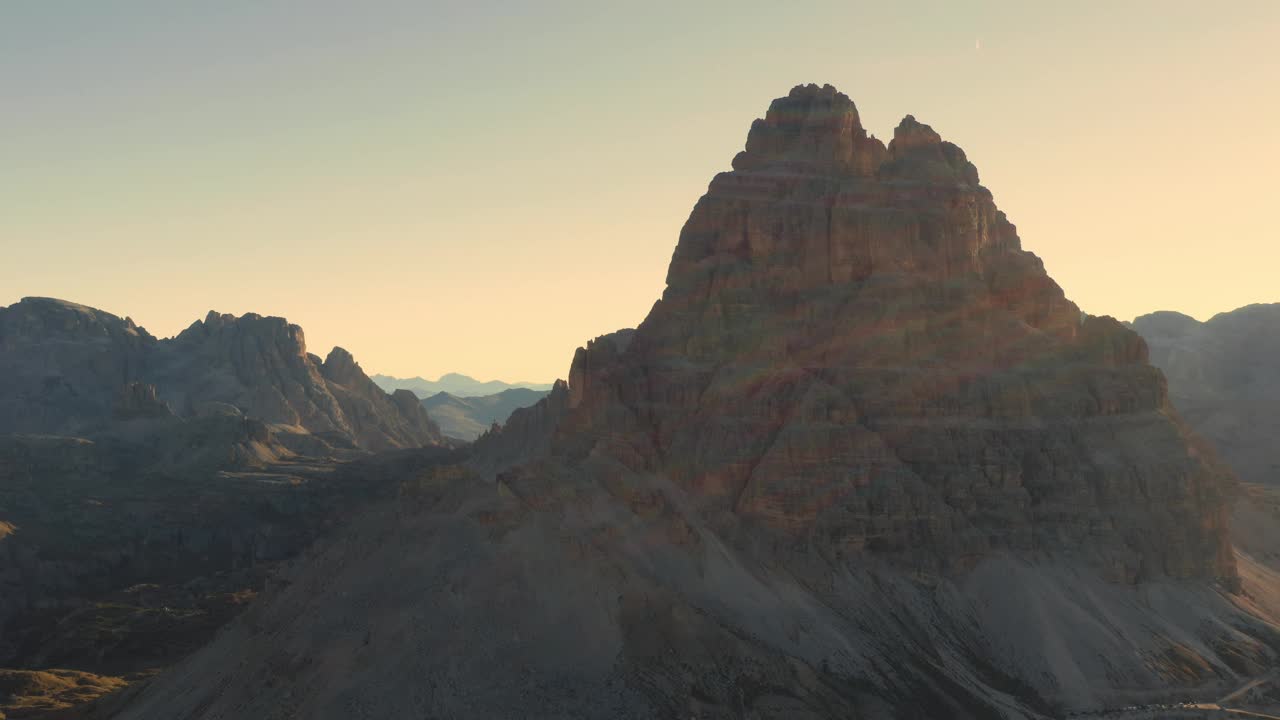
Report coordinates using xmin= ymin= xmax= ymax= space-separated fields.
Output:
xmin=372 ymin=372 xmax=554 ymax=398
xmin=1132 ymin=304 xmax=1280 ymax=487
xmin=421 ymin=388 xmax=549 ymax=441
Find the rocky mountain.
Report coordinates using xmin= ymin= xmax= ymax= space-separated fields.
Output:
xmin=108 ymin=85 xmax=1276 ymax=719
xmin=421 ymin=388 xmax=549 ymax=441
xmin=1132 ymin=305 xmax=1280 ymax=487
xmin=372 ymin=372 xmax=554 ymax=398
xmin=0 ymin=298 xmax=443 ymax=452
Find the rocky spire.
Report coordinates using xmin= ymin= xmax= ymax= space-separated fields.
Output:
xmin=320 ymin=346 xmax=362 ymax=386
xmin=731 ymin=83 xmax=887 ymax=176
xmin=880 ymin=114 xmax=981 ymax=185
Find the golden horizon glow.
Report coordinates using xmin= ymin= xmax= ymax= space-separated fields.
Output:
xmin=3 ymin=2 xmax=1277 ymax=381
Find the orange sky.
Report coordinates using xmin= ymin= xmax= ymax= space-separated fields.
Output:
xmin=3 ymin=2 xmax=1277 ymax=381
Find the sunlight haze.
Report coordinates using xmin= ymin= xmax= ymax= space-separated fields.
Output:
xmin=4 ymin=0 xmax=1277 ymax=381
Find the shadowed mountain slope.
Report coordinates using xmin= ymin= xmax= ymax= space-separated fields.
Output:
xmin=372 ymin=372 xmax=554 ymax=398
xmin=421 ymin=388 xmax=549 ymax=441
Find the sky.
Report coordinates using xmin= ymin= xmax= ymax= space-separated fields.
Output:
xmin=3 ymin=1 xmax=1277 ymax=382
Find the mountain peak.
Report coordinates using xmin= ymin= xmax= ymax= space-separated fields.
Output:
xmin=1131 ymin=310 xmax=1202 ymax=339
xmin=731 ymin=83 xmax=885 ymax=176
xmin=726 ymin=84 xmax=985 ymax=187
xmin=322 ymin=346 xmax=359 ymax=378
xmin=881 ymin=112 xmax=980 ymax=186
xmin=549 ymin=84 xmax=1232 ymax=584
xmin=179 ymin=310 xmax=308 ymax=359
xmin=890 ymin=114 xmax=942 ymax=150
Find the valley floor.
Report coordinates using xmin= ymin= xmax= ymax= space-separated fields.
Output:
xmin=0 ymin=447 xmax=462 ymax=719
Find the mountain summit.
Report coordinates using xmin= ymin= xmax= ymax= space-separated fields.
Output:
xmin=116 ymin=85 xmax=1271 ymax=720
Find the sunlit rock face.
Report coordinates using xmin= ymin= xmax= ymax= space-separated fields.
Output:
xmin=157 ymin=312 xmax=447 ymax=452
xmin=532 ymin=83 xmax=1235 ymax=584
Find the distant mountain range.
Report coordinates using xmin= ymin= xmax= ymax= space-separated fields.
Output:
xmin=371 ymin=372 xmax=554 ymax=398
xmin=121 ymin=85 xmax=1271 ymax=719
xmin=1131 ymin=303 xmax=1280 ymax=487
xmin=420 ymin=388 xmax=549 ymax=441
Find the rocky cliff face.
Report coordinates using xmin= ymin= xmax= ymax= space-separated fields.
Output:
xmin=539 ymin=84 xmax=1233 ymax=584
xmin=112 ymin=85 xmax=1264 ymax=720
xmin=469 ymin=379 xmax=571 ymax=479
xmin=1133 ymin=304 xmax=1280 ymax=487
xmin=0 ymin=300 xmax=442 ymax=452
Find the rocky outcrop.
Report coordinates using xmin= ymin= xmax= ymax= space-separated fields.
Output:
xmin=110 ymin=85 xmax=1259 ymax=719
xmin=114 ymin=382 xmax=173 ymax=420
xmin=1132 ymin=304 xmax=1280 ymax=487
xmin=154 ymin=311 xmax=345 ymax=433
xmin=0 ymin=301 xmax=442 ymax=452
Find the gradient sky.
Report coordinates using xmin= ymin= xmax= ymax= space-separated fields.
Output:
xmin=4 ymin=1 xmax=1277 ymax=382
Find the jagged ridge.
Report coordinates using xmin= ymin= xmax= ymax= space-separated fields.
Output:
xmin=0 ymin=298 xmax=442 ymax=451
